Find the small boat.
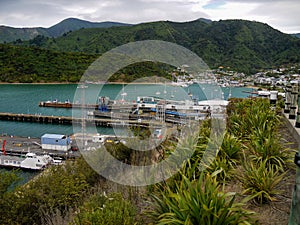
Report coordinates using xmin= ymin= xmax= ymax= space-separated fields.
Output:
xmin=0 ymin=152 xmax=53 ymax=170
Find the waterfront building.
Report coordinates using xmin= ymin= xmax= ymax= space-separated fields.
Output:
xmin=41 ymin=134 xmax=71 ymax=151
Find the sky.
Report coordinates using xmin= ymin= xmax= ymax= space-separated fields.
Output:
xmin=0 ymin=0 xmax=299 ymax=33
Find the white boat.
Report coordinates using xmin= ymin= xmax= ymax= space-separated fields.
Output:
xmin=0 ymin=153 xmax=53 ymax=170
xmin=136 ymin=96 xmax=228 ymax=114
xmin=171 ymin=81 xmax=189 ymax=87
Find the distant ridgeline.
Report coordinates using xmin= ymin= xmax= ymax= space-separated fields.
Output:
xmin=1 ymin=18 xmax=300 ymax=83
xmin=0 ymin=18 xmax=131 ymax=43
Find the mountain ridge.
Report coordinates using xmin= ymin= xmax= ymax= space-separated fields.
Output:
xmin=15 ymin=18 xmax=300 ymax=74
xmin=1 ymin=17 xmax=298 ymax=43
xmin=0 ymin=18 xmax=131 ymax=43
xmin=1 ymin=18 xmax=300 ymax=83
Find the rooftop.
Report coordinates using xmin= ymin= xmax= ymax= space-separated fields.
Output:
xmin=41 ymin=134 xmax=66 ymax=139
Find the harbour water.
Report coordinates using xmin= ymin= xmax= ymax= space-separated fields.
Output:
xmin=0 ymin=83 xmax=253 ymax=138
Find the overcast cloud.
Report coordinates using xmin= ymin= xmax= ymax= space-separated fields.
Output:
xmin=0 ymin=0 xmax=299 ymax=33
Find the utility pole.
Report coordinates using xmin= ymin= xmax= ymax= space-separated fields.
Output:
xmin=289 ymin=148 xmax=300 ymax=224
xmin=78 ymin=82 xmax=87 ymax=151
xmin=289 ymin=84 xmax=300 ymax=225
xmin=285 ymin=83 xmax=292 ymax=114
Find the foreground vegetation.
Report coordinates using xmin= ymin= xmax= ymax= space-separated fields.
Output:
xmin=0 ymin=98 xmax=295 ymax=224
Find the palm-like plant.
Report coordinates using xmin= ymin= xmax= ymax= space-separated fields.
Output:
xmin=228 ymin=98 xmax=280 ymax=140
xmin=246 ymin=131 xmax=292 ymax=169
xmin=202 ymin=132 xmax=241 ymax=182
xmin=239 ymin=159 xmax=286 ymax=204
xmin=148 ymin=173 xmax=255 ymax=225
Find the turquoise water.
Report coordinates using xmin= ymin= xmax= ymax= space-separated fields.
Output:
xmin=0 ymin=84 xmax=252 ymax=138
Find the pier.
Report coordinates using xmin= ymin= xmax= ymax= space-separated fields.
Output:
xmin=0 ymin=112 xmax=172 ymax=127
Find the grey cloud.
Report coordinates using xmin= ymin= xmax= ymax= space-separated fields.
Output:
xmin=204 ymin=0 xmax=300 ymax=33
xmin=249 ymin=1 xmax=300 ymax=32
xmin=0 ymin=0 xmax=298 ymax=33
xmin=0 ymin=0 xmax=207 ymax=27
xmin=224 ymin=0 xmax=299 ymax=2
xmin=0 ymin=1 xmax=69 ymax=27
xmin=80 ymin=0 xmax=209 ymax=23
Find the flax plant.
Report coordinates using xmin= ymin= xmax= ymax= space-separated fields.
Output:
xmin=247 ymin=131 xmax=291 ymax=169
xmin=148 ymin=173 xmax=255 ymax=225
xmin=239 ymin=159 xmax=286 ymax=204
xmin=204 ymin=132 xmax=241 ymax=182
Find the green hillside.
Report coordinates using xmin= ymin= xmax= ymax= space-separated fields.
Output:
xmin=16 ymin=19 xmax=300 ymax=74
xmin=0 ymin=18 xmax=131 ymax=43
xmin=0 ymin=44 xmax=97 ymax=83
xmin=0 ymin=26 xmax=48 ymax=43
xmin=0 ymin=44 xmax=171 ymax=83
xmin=1 ymin=19 xmax=300 ymax=83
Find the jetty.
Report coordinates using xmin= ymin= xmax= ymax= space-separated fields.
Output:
xmin=0 ymin=112 xmax=173 ymax=127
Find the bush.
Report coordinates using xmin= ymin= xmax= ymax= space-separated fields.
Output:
xmin=73 ymin=192 xmax=137 ymax=225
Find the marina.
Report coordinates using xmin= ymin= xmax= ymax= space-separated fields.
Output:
xmin=0 ymin=83 xmax=233 ymax=170
xmin=0 ymin=84 xmax=251 ymax=143
xmin=0 ymin=84 xmax=252 ymax=166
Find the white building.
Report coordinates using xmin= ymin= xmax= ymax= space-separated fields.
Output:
xmin=41 ymin=134 xmax=71 ymax=151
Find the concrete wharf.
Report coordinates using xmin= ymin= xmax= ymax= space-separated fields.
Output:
xmin=0 ymin=135 xmax=79 ymax=160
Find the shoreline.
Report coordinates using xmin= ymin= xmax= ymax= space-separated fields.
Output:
xmin=0 ymin=82 xmax=259 ymax=88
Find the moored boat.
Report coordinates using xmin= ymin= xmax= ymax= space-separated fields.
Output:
xmin=0 ymin=152 xmax=53 ymax=170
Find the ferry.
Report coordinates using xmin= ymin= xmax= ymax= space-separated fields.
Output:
xmin=0 ymin=152 xmax=53 ymax=170
xmin=136 ymin=96 xmax=228 ymax=113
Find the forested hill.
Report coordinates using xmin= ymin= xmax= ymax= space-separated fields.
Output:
xmin=16 ymin=19 xmax=300 ymax=74
xmin=0 ymin=44 xmax=171 ymax=83
xmin=1 ymin=18 xmax=300 ymax=83
xmin=0 ymin=18 xmax=131 ymax=43
xmin=0 ymin=44 xmax=97 ymax=83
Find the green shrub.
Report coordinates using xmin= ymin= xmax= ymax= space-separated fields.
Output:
xmin=0 ymin=157 xmax=99 ymax=225
xmin=73 ymin=192 xmax=137 ymax=225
